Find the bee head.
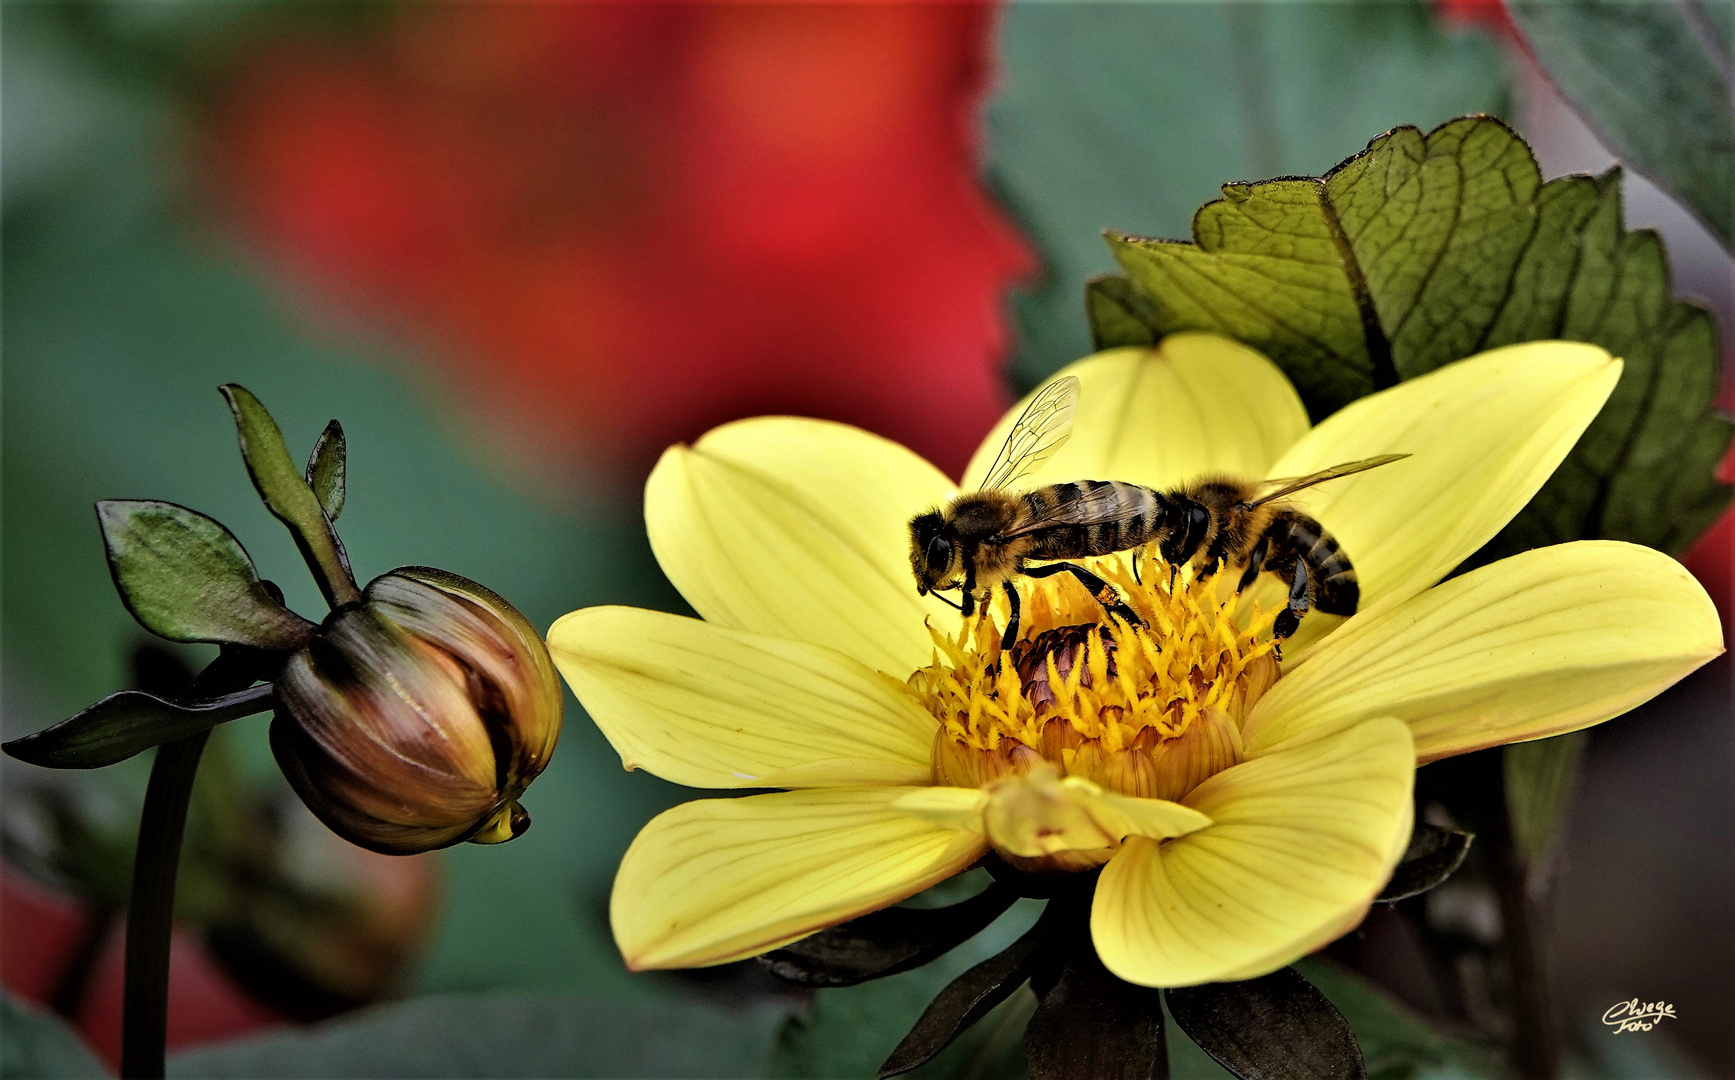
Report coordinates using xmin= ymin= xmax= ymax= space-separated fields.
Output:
xmin=907 ymin=510 xmax=956 ymax=595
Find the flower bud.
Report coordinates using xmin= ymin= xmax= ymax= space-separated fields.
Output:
xmin=271 ymin=567 xmax=561 ymax=855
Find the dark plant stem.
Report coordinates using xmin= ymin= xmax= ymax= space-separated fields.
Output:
xmin=120 ymin=732 xmax=209 ymax=1080
xmin=1489 ymin=784 xmax=1561 ymax=1080
xmin=121 ymin=650 xmax=265 ymax=1080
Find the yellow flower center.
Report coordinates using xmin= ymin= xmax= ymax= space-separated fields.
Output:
xmin=908 ymin=550 xmax=1281 ymax=823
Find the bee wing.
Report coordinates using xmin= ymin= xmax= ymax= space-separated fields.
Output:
xmin=1246 ymin=454 xmax=1410 ymax=508
xmin=999 ymin=483 xmax=1145 ymax=538
xmin=978 ymin=376 xmax=1080 ymax=491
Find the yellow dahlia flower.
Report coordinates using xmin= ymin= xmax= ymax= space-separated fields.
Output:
xmin=546 ymin=334 xmax=1722 ymax=988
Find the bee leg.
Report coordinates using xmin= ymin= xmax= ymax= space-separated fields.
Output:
xmin=1026 ymin=562 xmax=1146 ymax=629
xmin=1273 ymin=558 xmax=1309 ymax=640
xmin=1236 ymin=535 xmax=1271 ymax=593
xmin=1132 ymin=549 xmax=1143 ymax=587
xmin=1001 ymin=582 xmax=1022 ymax=651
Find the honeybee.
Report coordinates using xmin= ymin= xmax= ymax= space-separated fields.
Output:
xmin=907 ymin=376 xmax=1406 ymax=645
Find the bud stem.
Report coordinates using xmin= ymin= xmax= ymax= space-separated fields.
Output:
xmin=120 ymin=651 xmax=264 ymax=1079
xmin=120 ymin=732 xmax=206 ymax=1080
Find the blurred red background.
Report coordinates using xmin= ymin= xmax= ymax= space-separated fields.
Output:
xmin=202 ymin=2 xmax=1033 ymax=483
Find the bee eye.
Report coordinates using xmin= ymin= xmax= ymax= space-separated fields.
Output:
xmin=926 ymin=535 xmax=953 ymax=568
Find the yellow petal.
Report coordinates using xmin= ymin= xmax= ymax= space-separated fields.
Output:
xmin=1207 ymin=794 xmax=1412 ymax=984
xmin=1244 ymin=541 xmax=1723 ymax=762
xmin=1091 ymin=718 xmax=1413 ymax=987
xmin=547 ymin=606 xmax=936 ymax=789
xmin=645 ymin=417 xmax=958 ymax=675
xmin=891 ymin=786 xmax=989 ymax=831
xmin=1264 ymin=342 xmax=1620 ymax=610
xmin=893 ymin=769 xmax=1212 ymax=855
xmin=612 ymin=788 xmax=986 ymax=969
xmin=963 ymin=334 xmax=1310 ymax=492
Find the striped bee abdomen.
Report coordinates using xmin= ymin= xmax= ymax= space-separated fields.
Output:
xmin=1263 ymin=510 xmax=1358 ymax=615
xmin=1021 ymin=480 xmax=1167 ymax=559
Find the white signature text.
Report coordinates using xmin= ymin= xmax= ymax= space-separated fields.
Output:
xmin=1602 ymin=999 xmax=1677 ymax=1033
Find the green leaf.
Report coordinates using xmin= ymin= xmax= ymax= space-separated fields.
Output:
xmin=96 ymin=499 xmax=317 ymax=650
xmin=306 ymin=419 xmax=346 ymax=522
xmin=221 ymin=384 xmax=360 ymax=607
xmin=1165 ymin=967 xmax=1365 ymax=1080
xmin=1503 ymin=732 xmax=1588 ymax=871
xmin=1292 ymin=959 xmax=1499 ymax=1080
xmin=165 ymin=992 xmax=792 ymax=1079
xmin=1093 ymin=116 xmax=1733 ymax=559
xmin=3 ymin=684 xmax=274 ymax=769
xmin=1377 ymin=824 xmax=1474 ymax=903
xmin=1509 ymin=0 xmax=1735 ymax=252
xmin=986 ymin=1 xmax=1509 ymax=388
xmin=2 ymin=993 xmax=107 ymax=1079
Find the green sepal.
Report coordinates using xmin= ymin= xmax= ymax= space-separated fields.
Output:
xmin=96 ymin=500 xmax=318 ymax=651
xmin=877 ymin=908 xmax=1049 ymax=1078
xmin=1165 ymin=966 xmax=1366 ymax=1080
xmin=306 ymin=419 xmax=346 ymax=522
xmin=2 ymin=683 xmax=275 ymax=769
xmin=1376 ymin=822 xmax=1474 ymax=902
xmin=220 ymin=385 xmax=360 ymax=607
xmin=1093 ymin=115 xmax=1733 ymax=559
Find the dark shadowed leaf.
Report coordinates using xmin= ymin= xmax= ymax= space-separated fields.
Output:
xmin=1023 ymin=914 xmax=1166 ymax=1080
xmin=221 ymin=384 xmax=358 ymax=607
xmin=877 ymin=913 xmax=1049 ymax=1078
xmin=764 ymin=881 xmax=1017 ymax=988
xmin=166 ymin=992 xmax=791 ymax=1079
xmin=1093 ymin=116 xmax=1733 ymax=559
xmin=1166 ymin=967 xmax=1365 ymax=1080
xmin=1086 ymin=275 xmax=1162 ymax=351
xmin=1509 ymin=0 xmax=1735 ymax=252
xmin=306 ymin=419 xmax=346 ymax=522
xmin=96 ymin=500 xmax=318 ymax=650
xmin=1377 ymin=823 xmax=1474 ymax=902
xmin=3 ymin=684 xmax=275 ymax=769
xmin=1503 ymin=731 xmax=1588 ymax=871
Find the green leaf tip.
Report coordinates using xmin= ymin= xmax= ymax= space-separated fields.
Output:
xmin=220 ymin=384 xmax=360 ymax=607
xmin=3 ymin=684 xmax=275 ymax=769
xmin=1091 ymin=114 xmax=1734 ymax=559
xmin=96 ymin=500 xmax=318 ymax=651
xmin=307 ymin=419 xmax=346 ymax=522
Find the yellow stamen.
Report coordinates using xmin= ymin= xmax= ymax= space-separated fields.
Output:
xmin=910 ymin=549 xmax=1280 ymax=808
